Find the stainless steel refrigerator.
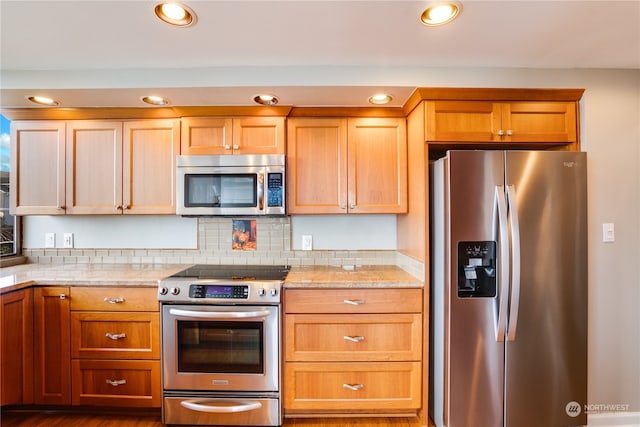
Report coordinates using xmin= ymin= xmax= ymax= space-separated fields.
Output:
xmin=429 ymin=150 xmax=587 ymax=427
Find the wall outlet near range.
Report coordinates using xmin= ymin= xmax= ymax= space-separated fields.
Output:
xmin=301 ymin=235 xmax=313 ymax=251
xmin=63 ymin=233 xmax=74 ymax=248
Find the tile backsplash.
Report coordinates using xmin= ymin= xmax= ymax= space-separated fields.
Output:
xmin=23 ymin=217 xmax=424 ymax=279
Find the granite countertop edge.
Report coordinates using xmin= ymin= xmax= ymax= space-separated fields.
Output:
xmin=1 ymin=264 xmax=424 ymax=295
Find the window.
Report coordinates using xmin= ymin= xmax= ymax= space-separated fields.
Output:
xmin=1 ymin=114 xmax=19 ymax=257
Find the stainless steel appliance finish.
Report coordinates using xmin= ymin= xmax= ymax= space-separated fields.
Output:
xmin=159 ymin=265 xmax=289 ymax=427
xmin=176 ymin=154 xmax=285 ymax=216
xmin=430 ymin=151 xmax=587 ymax=427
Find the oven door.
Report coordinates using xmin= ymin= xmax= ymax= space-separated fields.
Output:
xmin=162 ymin=304 xmax=279 ymax=392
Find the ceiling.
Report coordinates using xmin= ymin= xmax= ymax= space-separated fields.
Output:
xmin=1 ymin=0 xmax=639 ymax=109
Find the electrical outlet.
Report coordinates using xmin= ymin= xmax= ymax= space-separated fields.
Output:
xmin=45 ymin=233 xmax=56 ymax=248
xmin=63 ymin=233 xmax=74 ymax=248
xmin=301 ymin=235 xmax=313 ymax=251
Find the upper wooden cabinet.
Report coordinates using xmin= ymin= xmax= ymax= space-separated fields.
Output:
xmin=425 ymin=100 xmax=578 ymax=144
xmin=287 ymin=117 xmax=407 ymax=214
xmin=66 ymin=119 xmax=179 ymax=215
xmin=181 ymin=116 xmax=285 ymax=155
xmin=10 ymin=121 xmax=66 ymax=215
xmin=11 ymin=119 xmax=180 ymax=215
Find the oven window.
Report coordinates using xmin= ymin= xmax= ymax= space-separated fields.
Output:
xmin=177 ymin=320 xmax=264 ymax=374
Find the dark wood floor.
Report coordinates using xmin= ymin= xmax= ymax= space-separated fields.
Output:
xmin=0 ymin=411 xmax=430 ymax=427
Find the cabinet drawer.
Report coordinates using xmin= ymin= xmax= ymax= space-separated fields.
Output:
xmin=284 ymin=288 xmax=422 ymax=314
xmin=71 ymin=359 xmax=160 ymax=407
xmin=284 ymin=362 xmax=421 ymax=411
xmin=285 ymin=313 xmax=421 ymax=362
xmin=71 ymin=312 xmax=159 ymax=359
xmin=70 ymin=287 xmax=158 ymax=312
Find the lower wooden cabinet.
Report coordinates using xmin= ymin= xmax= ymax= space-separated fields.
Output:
xmin=69 ymin=286 xmax=161 ymax=408
xmin=284 ymin=288 xmax=423 ymax=416
xmin=71 ymin=359 xmax=160 ymax=407
xmin=1 ymin=288 xmax=34 ymax=406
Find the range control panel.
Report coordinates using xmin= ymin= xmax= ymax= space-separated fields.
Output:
xmin=457 ymin=241 xmax=497 ymax=298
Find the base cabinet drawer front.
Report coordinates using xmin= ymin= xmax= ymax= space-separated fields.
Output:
xmin=70 ymin=287 xmax=159 ymax=312
xmin=71 ymin=359 xmax=160 ymax=407
xmin=285 ymin=362 xmax=421 ymax=411
xmin=285 ymin=313 xmax=422 ymax=362
xmin=284 ymin=288 xmax=422 ymax=314
xmin=71 ymin=312 xmax=160 ymax=359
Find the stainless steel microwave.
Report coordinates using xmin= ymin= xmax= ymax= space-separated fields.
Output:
xmin=176 ymin=154 xmax=285 ymax=216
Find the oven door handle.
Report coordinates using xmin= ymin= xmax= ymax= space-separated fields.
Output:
xmin=180 ymin=399 xmax=262 ymax=413
xmin=168 ymin=308 xmax=271 ymax=319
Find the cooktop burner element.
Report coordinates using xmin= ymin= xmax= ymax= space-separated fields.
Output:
xmin=158 ymin=264 xmax=290 ymax=304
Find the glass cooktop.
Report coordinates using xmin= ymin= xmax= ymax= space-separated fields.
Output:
xmin=168 ymin=264 xmax=290 ymax=281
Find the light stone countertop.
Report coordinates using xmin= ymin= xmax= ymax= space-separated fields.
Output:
xmin=284 ymin=265 xmax=423 ymax=288
xmin=0 ymin=263 xmax=189 ymax=294
xmin=0 ymin=263 xmax=423 ymax=295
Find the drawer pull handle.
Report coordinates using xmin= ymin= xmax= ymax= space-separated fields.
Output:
xmin=106 ymin=332 xmax=127 ymax=340
xmin=343 ymin=299 xmax=365 ymax=306
xmin=106 ymin=379 xmax=127 ymax=387
xmin=343 ymin=335 xmax=365 ymax=343
xmin=343 ymin=383 xmax=364 ymax=391
xmin=104 ymin=297 xmax=125 ymax=304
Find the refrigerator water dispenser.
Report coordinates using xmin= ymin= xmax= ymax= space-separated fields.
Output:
xmin=457 ymin=241 xmax=496 ymax=297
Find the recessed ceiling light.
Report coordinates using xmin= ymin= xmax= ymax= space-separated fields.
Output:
xmin=253 ymin=94 xmax=279 ymax=106
xmin=155 ymin=2 xmax=196 ymax=27
xmin=368 ymin=94 xmax=393 ymax=105
xmin=421 ymin=1 xmax=462 ymax=26
xmin=141 ymin=95 xmax=170 ymax=106
xmin=27 ymin=96 xmax=60 ymax=106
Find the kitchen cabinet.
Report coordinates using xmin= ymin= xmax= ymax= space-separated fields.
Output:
xmin=66 ymin=119 xmax=180 ymax=214
xmin=0 ymin=288 xmax=34 ymax=406
xmin=425 ymin=100 xmax=577 ymax=144
xmin=10 ymin=121 xmax=66 ymax=215
xmin=284 ymin=288 xmax=422 ymax=415
xmin=287 ymin=117 xmax=407 ymax=214
xmin=181 ymin=116 xmax=285 ymax=155
xmin=33 ymin=286 xmax=71 ymax=405
xmin=69 ymin=287 xmax=160 ymax=408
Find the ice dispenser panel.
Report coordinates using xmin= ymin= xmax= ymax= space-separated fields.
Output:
xmin=458 ymin=241 xmax=496 ymax=298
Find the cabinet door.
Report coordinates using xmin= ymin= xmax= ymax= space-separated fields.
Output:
xmin=504 ymin=101 xmax=577 ymax=143
xmin=181 ymin=117 xmax=233 ymax=155
xmin=233 ymin=117 xmax=285 ymax=154
xmin=66 ymin=121 xmax=123 ymax=214
xmin=0 ymin=288 xmax=34 ymax=405
xmin=123 ymin=119 xmax=180 ymax=214
xmin=33 ymin=287 xmax=71 ymax=405
xmin=287 ymin=118 xmax=348 ymax=214
xmin=10 ymin=121 xmax=66 ymax=215
xmin=425 ymin=100 xmax=502 ymax=142
xmin=348 ymin=118 xmax=407 ymax=214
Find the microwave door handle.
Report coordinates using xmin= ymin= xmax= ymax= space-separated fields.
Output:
xmin=180 ymin=399 xmax=262 ymax=413
xmin=257 ymin=172 xmax=265 ymax=211
xmin=168 ymin=308 xmax=271 ymax=319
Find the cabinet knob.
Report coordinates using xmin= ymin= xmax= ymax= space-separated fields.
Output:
xmin=115 ymin=205 xmax=122 ymax=211
xmin=233 ymin=144 xmax=239 ymax=150
xmin=340 ymin=204 xmax=347 ymax=210
xmin=497 ymin=129 xmax=505 ymax=136
xmin=350 ymin=203 xmax=356 ymax=209
xmin=122 ymin=204 xmax=129 ymax=210
xmin=506 ymin=129 xmax=513 ymax=136
xmin=59 ymin=294 xmax=66 ymax=300
xmin=224 ymin=144 xmax=231 ymax=150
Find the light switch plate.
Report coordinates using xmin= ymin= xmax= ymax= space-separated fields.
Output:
xmin=45 ymin=233 xmax=55 ymax=248
xmin=602 ymin=223 xmax=615 ymax=243
xmin=63 ymin=233 xmax=74 ymax=248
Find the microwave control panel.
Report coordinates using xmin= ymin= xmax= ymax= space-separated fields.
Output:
xmin=267 ymin=173 xmax=284 ymax=208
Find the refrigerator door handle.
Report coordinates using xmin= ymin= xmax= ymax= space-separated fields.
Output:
xmin=506 ymin=185 xmax=522 ymax=341
xmin=494 ymin=185 xmax=510 ymax=342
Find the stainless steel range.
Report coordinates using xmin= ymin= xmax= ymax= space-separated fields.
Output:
xmin=158 ymin=265 xmax=289 ymax=427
